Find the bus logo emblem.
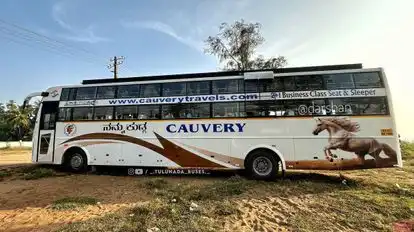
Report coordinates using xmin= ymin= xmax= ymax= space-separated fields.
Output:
xmin=64 ymin=124 xmax=76 ymax=136
xmin=51 ymin=90 xmax=59 ymax=98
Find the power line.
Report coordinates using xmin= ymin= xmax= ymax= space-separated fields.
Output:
xmin=0 ymin=18 xmax=138 ymax=76
xmin=0 ymin=26 xmax=101 ymax=65
xmin=0 ymin=18 xmax=106 ymax=63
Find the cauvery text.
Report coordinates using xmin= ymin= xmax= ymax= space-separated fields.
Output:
xmin=166 ymin=123 xmax=246 ymax=133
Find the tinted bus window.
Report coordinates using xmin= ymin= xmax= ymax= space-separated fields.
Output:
xmin=76 ymin=87 xmax=97 ymax=100
xmin=115 ymin=106 xmax=138 ymax=119
xmin=163 ymin=82 xmax=186 ymax=96
xmin=295 ymin=75 xmax=324 ymax=90
xmin=187 ymin=81 xmax=210 ymax=95
xmin=140 ymin=84 xmax=160 ymax=97
xmin=212 ymin=79 xmax=241 ymax=94
xmin=353 ymin=72 xmax=382 ymax=88
xmin=72 ymin=107 xmax=93 ymax=120
xmin=118 ymin=85 xmax=140 ymax=98
xmin=324 ymin=73 xmax=355 ymax=89
xmin=96 ymin=86 xmax=116 ymax=99
xmin=94 ymin=107 xmax=114 ymax=120
xmin=331 ymin=97 xmax=388 ymax=115
xmin=60 ymin=88 xmax=70 ymax=101
xmin=262 ymin=78 xmax=284 ymax=92
xmin=162 ymin=103 xmax=210 ymax=119
xmin=212 ymin=102 xmax=245 ymax=117
xmin=138 ymin=105 xmax=160 ymax=119
xmin=245 ymin=101 xmax=285 ymax=117
xmin=58 ymin=108 xmax=72 ymax=121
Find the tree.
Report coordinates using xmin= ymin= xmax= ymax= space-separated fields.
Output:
xmin=0 ymin=103 xmax=11 ymax=141
xmin=204 ymin=19 xmax=287 ymax=71
xmin=4 ymin=101 xmax=35 ymax=141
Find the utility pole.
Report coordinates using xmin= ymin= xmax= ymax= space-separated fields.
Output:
xmin=107 ymin=56 xmax=125 ymax=79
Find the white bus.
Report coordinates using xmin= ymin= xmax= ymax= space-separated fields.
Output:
xmin=24 ymin=63 xmax=402 ymax=180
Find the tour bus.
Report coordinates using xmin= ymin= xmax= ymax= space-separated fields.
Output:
xmin=23 ymin=63 xmax=402 ymax=180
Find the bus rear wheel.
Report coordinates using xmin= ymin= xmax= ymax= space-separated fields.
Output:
xmin=246 ymin=150 xmax=279 ymax=180
xmin=64 ymin=149 xmax=88 ymax=173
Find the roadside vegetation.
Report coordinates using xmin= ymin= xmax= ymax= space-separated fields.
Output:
xmin=51 ymin=197 xmax=100 ymax=210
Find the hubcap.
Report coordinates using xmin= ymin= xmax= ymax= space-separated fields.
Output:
xmin=70 ymin=154 xmax=83 ymax=169
xmin=252 ymin=156 xmax=272 ymax=176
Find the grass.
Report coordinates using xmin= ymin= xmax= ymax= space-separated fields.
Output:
xmin=57 ymin=198 xmax=225 ymax=232
xmin=290 ymin=190 xmax=413 ymax=232
xmin=0 ymin=169 xmax=12 ymax=181
xmin=21 ymin=167 xmax=57 ymax=180
xmin=51 ymin=197 xmax=99 ymax=210
xmin=141 ymin=175 xmax=250 ymax=202
xmin=58 ymin=177 xmax=246 ymax=232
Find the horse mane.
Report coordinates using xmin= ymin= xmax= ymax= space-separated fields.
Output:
xmin=322 ymin=117 xmax=360 ymax=132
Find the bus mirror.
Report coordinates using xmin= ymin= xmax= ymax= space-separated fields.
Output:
xmin=41 ymin=92 xmax=49 ymax=97
xmin=244 ymin=71 xmax=274 ymax=80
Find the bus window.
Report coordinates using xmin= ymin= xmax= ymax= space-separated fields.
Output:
xmin=295 ymin=75 xmax=324 ymax=90
xmin=353 ymin=72 xmax=382 ymax=88
xmin=140 ymin=84 xmax=160 ymax=97
xmin=76 ymin=87 xmax=97 ymax=100
xmin=94 ymin=107 xmax=114 ymax=120
xmin=40 ymin=102 xmax=59 ymax=130
xmin=212 ymin=79 xmax=241 ymax=94
xmin=185 ymin=103 xmax=210 ymax=118
xmin=72 ymin=107 xmax=93 ymax=120
xmin=138 ymin=105 xmax=160 ymax=119
xmin=115 ymin=106 xmax=138 ymax=119
xmin=245 ymin=101 xmax=282 ymax=117
xmin=162 ymin=104 xmax=183 ymax=119
xmin=58 ymin=108 xmax=72 ymax=121
xmin=283 ymin=76 xmax=296 ymax=91
xmin=261 ymin=78 xmax=283 ymax=92
xmin=245 ymin=80 xmax=259 ymax=93
xmin=187 ymin=81 xmax=210 ymax=95
xmin=96 ymin=86 xmax=116 ymax=99
xmin=60 ymin=88 xmax=77 ymax=101
xmin=117 ymin=85 xmax=140 ymax=98
xmin=324 ymin=73 xmax=355 ymax=89
xmin=163 ymin=82 xmax=186 ymax=96
xmin=60 ymin=88 xmax=70 ymax=101
xmin=354 ymin=97 xmax=388 ymax=115
xmin=212 ymin=102 xmax=245 ymax=118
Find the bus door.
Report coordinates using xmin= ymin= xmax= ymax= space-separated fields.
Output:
xmin=37 ymin=101 xmax=59 ymax=163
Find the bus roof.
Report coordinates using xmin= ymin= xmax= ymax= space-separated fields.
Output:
xmin=82 ymin=63 xmax=363 ymax=85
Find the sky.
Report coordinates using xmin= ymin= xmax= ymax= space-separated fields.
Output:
xmin=0 ymin=0 xmax=413 ymax=140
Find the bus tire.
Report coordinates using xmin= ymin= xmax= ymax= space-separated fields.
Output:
xmin=245 ymin=149 xmax=279 ymax=180
xmin=64 ymin=148 xmax=88 ymax=173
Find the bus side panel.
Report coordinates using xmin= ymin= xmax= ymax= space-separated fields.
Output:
xmin=290 ymin=117 xmax=399 ymax=170
xmin=231 ymin=138 xmax=295 ymax=167
xmin=120 ymin=140 xmax=180 ymax=167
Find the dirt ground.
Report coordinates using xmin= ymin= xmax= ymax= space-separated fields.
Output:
xmin=0 ymin=149 xmax=413 ymax=232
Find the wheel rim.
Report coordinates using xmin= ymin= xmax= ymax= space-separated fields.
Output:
xmin=70 ymin=154 xmax=83 ymax=170
xmin=252 ymin=156 xmax=273 ymax=176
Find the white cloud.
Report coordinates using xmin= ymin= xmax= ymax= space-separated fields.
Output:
xmin=121 ymin=20 xmax=202 ymax=51
xmin=52 ymin=1 xmax=109 ymax=43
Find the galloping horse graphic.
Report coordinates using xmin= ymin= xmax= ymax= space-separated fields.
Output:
xmin=312 ymin=117 xmax=397 ymax=164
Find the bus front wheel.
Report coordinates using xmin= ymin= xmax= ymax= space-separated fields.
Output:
xmin=246 ymin=149 xmax=279 ymax=180
xmin=64 ymin=149 xmax=88 ymax=173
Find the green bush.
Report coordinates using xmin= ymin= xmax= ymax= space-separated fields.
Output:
xmin=400 ymin=140 xmax=414 ymax=160
xmin=52 ymin=197 xmax=99 ymax=210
